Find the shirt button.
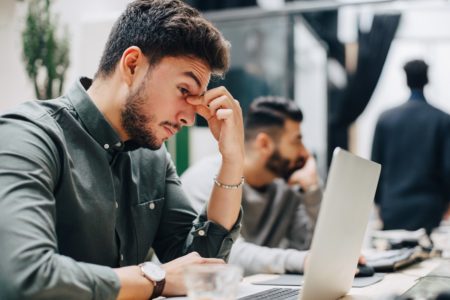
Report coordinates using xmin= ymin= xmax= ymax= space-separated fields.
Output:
xmin=120 ymin=254 xmax=124 ymax=261
xmin=198 ymin=230 xmax=205 ymax=236
xmin=149 ymin=202 xmax=155 ymax=210
xmin=115 ymin=142 xmax=122 ymax=147
xmin=115 ymin=202 xmax=118 ymax=209
xmin=104 ymin=144 xmax=110 ymax=150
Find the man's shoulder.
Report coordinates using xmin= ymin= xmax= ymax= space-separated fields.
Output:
xmin=1 ymin=99 xmax=69 ymax=136
xmin=377 ymin=100 xmax=432 ymax=123
xmin=378 ymin=103 xmax=409 ymax=119
xmin=1 ymin=98 xmax=70 ymax=127
xmin=424 ymin=102 xmax=450 ymax=119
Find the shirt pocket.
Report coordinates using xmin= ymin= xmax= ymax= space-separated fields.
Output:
xmin=131 ymin=197 xmax=165 ymax=261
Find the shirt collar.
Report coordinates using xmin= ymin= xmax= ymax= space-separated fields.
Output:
xmin=66 ymin=77 xmax=128 ymax=153
xmin=409 ymin=89 xmax=427 ymax=102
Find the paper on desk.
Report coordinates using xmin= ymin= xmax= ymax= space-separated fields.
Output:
xmin=371 ymin=228 xmax=427 ymax=241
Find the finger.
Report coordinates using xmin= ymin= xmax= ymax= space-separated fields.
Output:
xmin=203 ymin=86 xmax=233 ymax=105
xmin=194 ymin=104 xmax=213 ymax=121
xmin=195 ymin=87 xmax=242 ymax=121
xmin=199 ymin=258 xmax=226 ymax=264
xmin=208 ymin=97 xmax=242 ymax=123
xmin=216 ymin=109 xmax=233 ymax=120
xmin=358 ymin=256 xmax=367 ymax=265
xmin=208 ymin=95 xmax=230 ymax=115
xmin=186 ymin=95 xmax=205 ymax=106
xmin=188 ymin=251 xmax=201 ymax=257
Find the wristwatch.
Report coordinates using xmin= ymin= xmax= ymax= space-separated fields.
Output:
xmin=139 ymin=262 xmax=166 ymax=299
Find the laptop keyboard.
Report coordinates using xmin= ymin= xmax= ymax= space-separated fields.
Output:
xmin=238 ymin=288 xmax=300 ymax=300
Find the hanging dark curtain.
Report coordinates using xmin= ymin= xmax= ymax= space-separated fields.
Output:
xmin=327 ymin=14 xmax=401 ymax=164
xmin=184 ymin=0 xmax=257 ymax=11
xmin=303 ymin=11 xmax=401 ymax=165
xmin=302 ymin=10 xmax=346 ymax=67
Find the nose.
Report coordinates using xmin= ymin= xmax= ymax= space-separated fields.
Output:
xmin=177 ymin=102 xmax=196 ymax=126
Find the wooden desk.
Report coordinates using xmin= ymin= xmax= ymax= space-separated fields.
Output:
xmin=166 ymin=258 xmax=448 ymax=299
xmin=242 ymin=258 xmax=445 ymax=300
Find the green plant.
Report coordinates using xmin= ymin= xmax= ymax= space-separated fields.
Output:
xmin=22 ymin=0 xmax=70 ymax=100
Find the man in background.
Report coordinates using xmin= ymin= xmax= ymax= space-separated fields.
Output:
xmin=372 ymin=59 xmax=450 ymax=234
xmin=182 ymin=96 xmax=322 ymax=275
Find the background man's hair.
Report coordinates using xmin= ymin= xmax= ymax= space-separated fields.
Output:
xmin=95 ymin=0 xmax=230 ymax=78
xmin=244 ymin=96 xmax=303 ymax=141
xmin=403 ymin=59 xmax=429 ymax=90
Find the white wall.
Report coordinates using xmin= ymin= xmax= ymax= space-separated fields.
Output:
xmin=0 ymin=0 xmax=129 ymax=112
xmin=295 ymin=19 xmax=328 ymax=178
xmin=0 ymin=0 xmax=34 ymax=111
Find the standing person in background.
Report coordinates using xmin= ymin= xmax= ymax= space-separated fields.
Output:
xmin=182 ymin=96 xmax=322 ymax=275
xmin=372 ymin=59 xmax=450 ymax=234
xmin=0 ymin=1 xmax=244 ymax=299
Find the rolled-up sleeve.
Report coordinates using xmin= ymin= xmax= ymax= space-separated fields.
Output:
xmin=190 ymin=206 xmax=242 ymax=260
xmin=0 ymin=118 xmax=120 ymax=300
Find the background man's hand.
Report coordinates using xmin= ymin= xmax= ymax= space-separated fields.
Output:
xmin=288 ymin=156 xmax=319 ymax=191
xmin=161 ymin=252 xmax=225 ymax=297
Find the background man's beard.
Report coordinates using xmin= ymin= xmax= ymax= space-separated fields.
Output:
xmin=265 ymin=150 xmax=305 ymax=181
xmin=121 ymin=84 xmax=160 ymax=150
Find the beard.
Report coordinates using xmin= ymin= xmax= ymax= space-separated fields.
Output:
xmin=265 ymin=148 xmax=306 ymax=181
xmin=121 ymin=81 xmax=161 ymax=150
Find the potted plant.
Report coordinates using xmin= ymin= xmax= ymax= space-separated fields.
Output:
xmin=22 ymin=0 xmax=70 ymax=100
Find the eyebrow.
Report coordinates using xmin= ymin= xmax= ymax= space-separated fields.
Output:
xmin=183 ymin=71 xmax=202 ymax=90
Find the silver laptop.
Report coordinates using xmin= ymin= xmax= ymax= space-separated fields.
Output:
xmin=301 ymin=148 xmax=381 ymax=300
xmin=238 ymin=148 xmax=381 ymax=300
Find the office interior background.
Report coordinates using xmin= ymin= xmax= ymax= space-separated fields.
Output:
xmin=1 ymin=0 xmax=450 ymax=178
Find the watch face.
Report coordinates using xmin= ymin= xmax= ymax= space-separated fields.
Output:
xmin=142 ymin=262 xmax=166 ymax=282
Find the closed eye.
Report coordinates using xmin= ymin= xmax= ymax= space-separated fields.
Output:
xmin=179 ymin=87 xmax=190 ymax=97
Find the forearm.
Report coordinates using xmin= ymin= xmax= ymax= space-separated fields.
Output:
xmin=189 ymin=86 xmax=244 ymax=231
xmin=287 ymin=192 xmax=322 ymax=250
xmin=207 ymin=160 xmax=244 ymax=230
xmin=229 ymin=239 xmax=307 ymax=275
xmin=301 ymin=188 xmax=322 ymax=222
xmin=114 ymin=266 xmax=152 ymax=300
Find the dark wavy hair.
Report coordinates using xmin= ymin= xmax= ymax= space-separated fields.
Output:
xmin=403 ymin=59 xmax=428 ymax=90
xmin=95 ymin=0 xmax=230 ymax=78
xmin=244 ymin=96 xmax=303 ymax=142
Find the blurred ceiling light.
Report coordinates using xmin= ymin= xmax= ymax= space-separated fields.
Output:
xmin=257 ymin=0 xmax=285 ymax=10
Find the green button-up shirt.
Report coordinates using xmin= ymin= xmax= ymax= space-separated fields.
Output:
xmin=0 ymin=78 xmax=240 ymax=299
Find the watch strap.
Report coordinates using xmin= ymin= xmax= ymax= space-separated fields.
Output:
xmin=139 ymin=263 xmax=166 ymax=299
xmin=150 ymin=278 xmax=165 ymax=299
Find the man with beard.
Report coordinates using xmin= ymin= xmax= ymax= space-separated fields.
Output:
xmin=182 ymin=96 xmax=322 ymax=275
xmin=0 ymin=1 xmax=244 ymax=299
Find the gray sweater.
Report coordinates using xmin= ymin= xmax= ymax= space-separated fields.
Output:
xmin=181 ymin=155 xmax=322 ymax=275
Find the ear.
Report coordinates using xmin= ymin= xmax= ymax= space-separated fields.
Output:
xmin=254 ymin=132 xmax=275 ymax=157
xmin=119 ymin=46 xmax=146 ymax=87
